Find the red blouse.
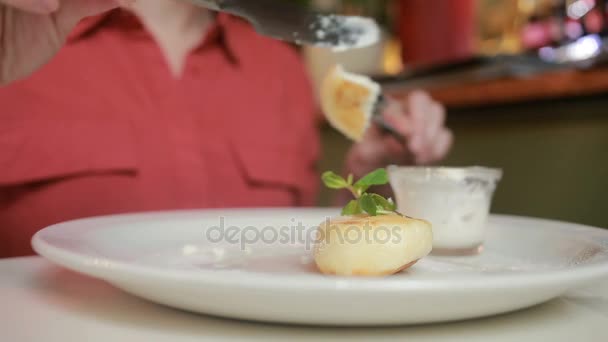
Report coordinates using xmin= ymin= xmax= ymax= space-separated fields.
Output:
xmin=0 ymin=11 xmax=320 ymax=257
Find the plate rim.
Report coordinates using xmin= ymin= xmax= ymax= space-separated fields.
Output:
xmin=32 ymin=208 xmax=608 ymax=293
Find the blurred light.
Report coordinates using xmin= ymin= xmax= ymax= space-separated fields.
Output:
xmin=567 ymin=34 xmax=601 ymax=61
xmin=538 ymin=46 xmax=556 ymax=61
xmin=538 ymin=34 xmax=601 ymax=63
xmin=382 ymin=38 xmax=404 ymax=75
xmin=584 ymin=9 xmax=604 ymax=33
xmin=567 ymin=0 xmax=595 ymax=19
xmin=565 ymin=20 xmax=584 ymax=39
xmin=518 ymin=0 xmax=537 ymax=15
xmin=521 ymin=21 xmax=553 ymax=49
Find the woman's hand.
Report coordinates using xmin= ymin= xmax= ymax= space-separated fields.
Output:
xmin=0 ymin=0 xmax=132 ymax=84
xmin=345 ymin=90 xmax=453 ymax=178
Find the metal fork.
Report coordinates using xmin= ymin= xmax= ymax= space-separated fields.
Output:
xmin=373 ymin=94 xmax=407 ymax=145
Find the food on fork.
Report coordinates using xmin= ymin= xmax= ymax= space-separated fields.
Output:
xmin=320 ymin=65 xmax=381 ymax=141
xmin=314 ymin=169 xmax=433 ymax=276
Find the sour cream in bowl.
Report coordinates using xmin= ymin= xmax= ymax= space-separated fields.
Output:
xmin=388 ymin=166 xmax=503 ymax=256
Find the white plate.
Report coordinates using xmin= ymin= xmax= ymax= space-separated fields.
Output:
xmin=32 ymin=209 xmax=608 ymax=326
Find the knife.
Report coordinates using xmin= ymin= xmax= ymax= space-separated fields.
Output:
xmin=188 ymin=0 xmax=380 ymax=51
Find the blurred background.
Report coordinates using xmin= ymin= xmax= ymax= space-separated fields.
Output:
xmin=307 ymin=0 xmax=608 ymax=228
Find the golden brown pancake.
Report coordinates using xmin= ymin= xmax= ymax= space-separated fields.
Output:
xmin=314 ymin=214 xmax=433 ymax=276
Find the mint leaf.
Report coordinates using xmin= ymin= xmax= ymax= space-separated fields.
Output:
xmin=341 ymin=200 xmax=362 ymax=216
xmin=370 ymin=194 xmax=396 ymax=211
xmin=355 ymin=168 xmax=389 ymax=187
xmin=322 ymin=168 xmax=398 ymax=217
xmin=387 ymin=197 xmax=396 ymax=211
xmin=322 ymin=171 xmax=348 ymax=189
xmin=354 ymin=169 xmax=389 ymax=193
xmin=359 ymin=193 xmax=378 ymax=216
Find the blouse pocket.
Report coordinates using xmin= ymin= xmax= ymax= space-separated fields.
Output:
xmin=228 ymin=138 xmax=315 ymax=206
xmin=0 ymin=119 xmax=138 ymax=187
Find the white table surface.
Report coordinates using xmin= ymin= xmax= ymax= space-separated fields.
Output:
xmin=1 ymin=257 xmax=607 ymax=342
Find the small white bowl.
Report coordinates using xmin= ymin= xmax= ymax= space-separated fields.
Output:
xmin=388 ymin=166 xmax=503 ymax=255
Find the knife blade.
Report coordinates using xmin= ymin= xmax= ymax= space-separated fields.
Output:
xmin=188 ymin=0 xmax=380 ymax=51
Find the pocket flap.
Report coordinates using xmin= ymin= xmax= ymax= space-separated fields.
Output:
xmin=0 ymin=119 xmax=138 ymax=186
xmin=231 ymin=141 xmax=305 ymax=189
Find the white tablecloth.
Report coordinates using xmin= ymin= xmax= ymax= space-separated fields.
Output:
xmin=1 ymin=257 xmax=607 ymax=341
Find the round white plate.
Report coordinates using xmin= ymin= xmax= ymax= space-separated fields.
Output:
xmin=32 ymin=209 xmax=608 ymax=326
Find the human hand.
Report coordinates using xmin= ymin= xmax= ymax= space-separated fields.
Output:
xmin=345 ymin=90 xmax=453 ymax=178
xmin=0 ymin=0 xmax=133 ymax=84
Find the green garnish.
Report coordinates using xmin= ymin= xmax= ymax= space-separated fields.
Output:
xmin=322 ymin=169 xmax=397 ymax=216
